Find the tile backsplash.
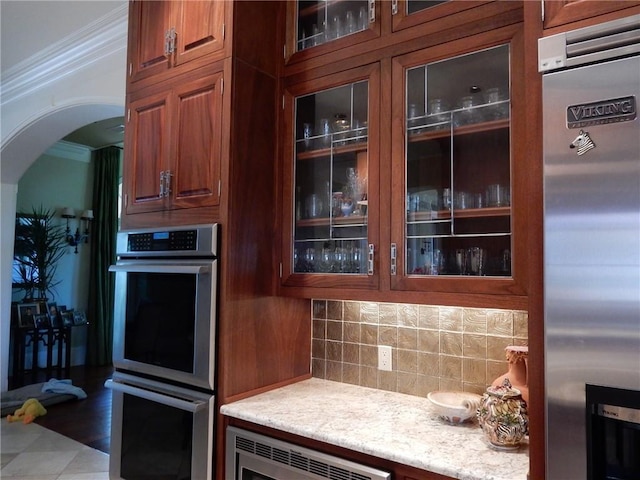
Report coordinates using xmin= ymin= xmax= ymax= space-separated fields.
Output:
xmin=311 ymin=300 xmax=528 ymax=397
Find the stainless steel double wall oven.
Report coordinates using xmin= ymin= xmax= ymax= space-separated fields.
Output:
xmin=107 ymin=224 xmax=219 ymax=479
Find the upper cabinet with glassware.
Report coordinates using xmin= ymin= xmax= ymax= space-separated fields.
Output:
xmin=280 ymin=3 xmax=529 ymax=307
xmin=284 ymin=0 xmax=510 ymax=65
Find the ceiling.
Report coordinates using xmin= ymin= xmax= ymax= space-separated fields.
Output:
xmin=62 ymin=116 xmax=125 ymax=150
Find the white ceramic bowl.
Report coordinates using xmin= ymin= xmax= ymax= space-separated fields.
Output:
xmin=427 ymin=391 xmax=482 ymax=424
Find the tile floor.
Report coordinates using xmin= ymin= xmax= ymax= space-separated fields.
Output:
xmin=1 ymin=420 xmax=109 ymax=479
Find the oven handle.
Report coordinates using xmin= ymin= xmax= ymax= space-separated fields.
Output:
xmin=105 ymin=379 xmax=208 ymax=413
xmin=108 ymin=264 xmax=211 ymax=275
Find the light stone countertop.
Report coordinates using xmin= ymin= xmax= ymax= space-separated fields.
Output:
xmin=221 ymin=378 xmax=529 ymax=480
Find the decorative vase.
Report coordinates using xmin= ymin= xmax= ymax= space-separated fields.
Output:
xmin=492 ymin=345 xmax=529 ymax=405
xmin=477 ymin=378 xmax=529 ymax=450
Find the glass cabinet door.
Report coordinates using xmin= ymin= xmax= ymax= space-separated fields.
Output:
xmin=292 ymin=81 xmax=370 ymax=276
xmin=401 ymin=44 xmax=511 ymax=278
xmin=405 ymin=0 xmax=449 ymax=16
xmin=296 ymin=1 xmax=371 ymax=52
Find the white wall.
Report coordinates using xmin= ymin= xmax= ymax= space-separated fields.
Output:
xmin=0 ymin=2 xmax=127 ymax=391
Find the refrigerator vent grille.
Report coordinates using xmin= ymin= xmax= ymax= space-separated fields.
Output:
xmin=234 ymin=434 xmax=383 ymax=480
xmin=539 ymin=14 xmax=640 ymax=72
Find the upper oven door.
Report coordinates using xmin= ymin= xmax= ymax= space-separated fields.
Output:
xmin=110 ymin=258 xmax=217 ymax=390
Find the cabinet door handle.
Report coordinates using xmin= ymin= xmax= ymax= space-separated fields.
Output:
xmin=164 ymin=29 xmax=172 ymax=56
xmin=368 ymin=243 xmax=375 ymax=275
xmin=391 ymin=0 xmax=398 ymax=16
xmin=169 ymin=27 xmax=176 ymax=55
xmin=163 ymin=170 xmax=172 ymax=197
xmin=159 ymin=170 xmax=165 ymax=197
xmin=390 ymin=243 xmax=397 ymax=276
xmin=369 ymin=0 xmax=376 ymax=23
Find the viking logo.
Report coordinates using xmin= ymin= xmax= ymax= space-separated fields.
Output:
xmin=570 ymin=130 xmax=596 ymax=156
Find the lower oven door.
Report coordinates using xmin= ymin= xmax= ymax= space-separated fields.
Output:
xmin=106 ymin=372 xmax=215 ymax=480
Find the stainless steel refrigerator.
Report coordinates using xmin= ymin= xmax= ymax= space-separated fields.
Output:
xmin=539 ymin=14 xmax=640 ymax=480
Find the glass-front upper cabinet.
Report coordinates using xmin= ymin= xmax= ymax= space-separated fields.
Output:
xmin=295 ymin=0 xmax=372 ymax=52
xmin=392 ymin=44 xmax=512 ymax=283
xmin=282 ymin=65 xmax=380 ymax=289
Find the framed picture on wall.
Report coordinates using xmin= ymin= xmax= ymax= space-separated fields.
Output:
xmin=17 ymin=303 xmax=37 ymax=328
xmin=73 ymin=311 xmax=87 ymax=326
xmin=34 ymin=313 xmax=50 ymax=329
xmin=47 ymin=302 xmax=62 ymax=327
xmin=61 ymin=310 xmax=74 ymax=327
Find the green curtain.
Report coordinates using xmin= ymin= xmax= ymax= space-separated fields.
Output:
xmin=86 ymin=146 xmax=120 ymax=366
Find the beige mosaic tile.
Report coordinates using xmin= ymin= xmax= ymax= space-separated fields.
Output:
xmin=487 ymin=310 xmax=513 ymax=337
xmin=343 ymin=342 xmax=359 ymax=364
xmin=327 ymin=320 xmax=343 ymax=341
xmin=327 ymin=300 xmax=343 ymax=320
xmin=398 ymin=372 xmax=418 ymax=395
xmin=344 ymin=322 xmax=360 ymax=343
xmin=344 ymin=301 xmax=361 ymax=322
xmin=439 ymin=306 xmax=463 ymax=331
xmin=487 ymin=335 xmax=512 ymax=360
xmin=463 ymin=333 xmax=487 ymax=358
xmin=360 ymin=302 xmax=379 ymax=323
xmin=397 ymin=349 xmax=418 ymax=373
xmin=417 ymin=374 xmax=440 ymax=396
xmin=379 ymin=325 xmax=398 ymax=347
xmin=514 ymin=311 xmax=528 ymax=338
xmin=326 ymin=360 xmax=342 ymax=381
xmin=440 ymin=355 xmax=462 ymax=380
xmin=379 ymin=303 xmax=398 ymax=325
xmin=398 ymin=327 xmax=418 ymax=350
xmin=312 ymin=299 xmax=327 ymax=319
xmin=417 ymin=329 xmax=439 ymax=353
xmin=419 ymin=305 xmax=440 ymax=329
xmin=310 ymin=299 xmax=527 ymax=399
xmin=360 ymin=365 xmax=378 ymax=388
xmin=398 ymin=304 xmax=419 ymax=327
xmin=418 ymin=352 xmax=439 ymax=377
xmin=343 ymin=363 xmax=359 ymax=385
xmin=463 ymin=308 xmax=487 ymax=333
xmin=312 ymin=319 xmax=326 ymax=340
xmin=326 ymin=341 xmax=342 ymax=362
xmin=440 ymin=331 xmax=463 ymax=356
xmin=361 ymin=324 xmax=379 ymax=345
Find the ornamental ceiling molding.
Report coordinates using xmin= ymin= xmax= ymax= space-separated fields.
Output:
xmin=0 ymin=3 xmax=128 ymax=107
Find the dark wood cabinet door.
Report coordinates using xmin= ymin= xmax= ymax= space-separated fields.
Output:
xmin=174 ymin=1 xmax=225 ymax=67
xmin=127 ymin=1 xmax=226 ymax=85
xmin=171 ymin=72 xmax=223 ymax=210
xmin=543 ymin=0 xmax=640 ymax=30
xmin=127 ymin=0 xmax=173 ymax=84
xmin=124 ymin=90 xmax=171 ymax=215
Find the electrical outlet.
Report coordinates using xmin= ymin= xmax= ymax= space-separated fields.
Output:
xmin=378 ymin=345 xmax=392 ymax=371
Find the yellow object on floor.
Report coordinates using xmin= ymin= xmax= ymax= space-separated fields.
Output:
xmin=6 ymin=398 xmax=47 ymax=424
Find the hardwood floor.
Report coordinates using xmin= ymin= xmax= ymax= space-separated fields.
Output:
xmin=11 ymin=365 xmax=114 ymax=454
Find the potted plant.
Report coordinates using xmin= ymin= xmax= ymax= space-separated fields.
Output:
xmin=12 ymin=206 xmax=67 ymax=302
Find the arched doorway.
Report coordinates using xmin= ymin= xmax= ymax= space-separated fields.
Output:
xmin=1 ymin=102 xmax=124 ymax=391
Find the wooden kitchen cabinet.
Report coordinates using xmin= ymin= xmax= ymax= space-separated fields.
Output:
xmin=284 ymin=0 xmax=521 ymax=68
xmin=389 ymin=27 xmax=528 ymax=299
xmin=126 ymin=0 xmax=225 ymax=85
xmin=281 ymin=63 xmax=380 ymax=290
xmin=542 ymin=0 xmax=640 ymax=31
xmin=123 ymin=66 xmax=223 ymax=216
xmin=280 ymin=18 xmax=528 ymax=308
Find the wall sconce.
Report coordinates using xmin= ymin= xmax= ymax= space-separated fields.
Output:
xmin=61 ymin=207 xmax=94 ymax=254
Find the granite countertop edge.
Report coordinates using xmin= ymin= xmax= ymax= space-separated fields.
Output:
xmin=220 ymin=378 xmax=529 ymax=480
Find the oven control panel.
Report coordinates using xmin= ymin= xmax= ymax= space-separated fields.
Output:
xmin=128 ymin=230 xmax=197 ymax=252
xmin=117 ymin=224 xmax=218 ymax=257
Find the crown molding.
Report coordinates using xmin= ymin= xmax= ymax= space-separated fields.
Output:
xmin=1 ymin=3 xmax=128 ymax=107
xmin=45 ymin=140 xmax=92 ymax=163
